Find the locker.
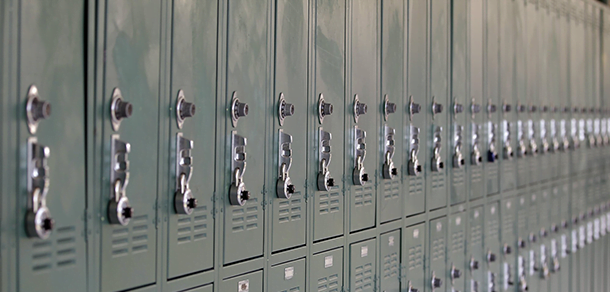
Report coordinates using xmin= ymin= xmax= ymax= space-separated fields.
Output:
xmin=221 ymin=270 xmax=263 ymax=292
xmin=379 ymin=0 xmax=404 ymax=224
xmin=524 ymin=0 xmax=541 ymax=186
xmin=98 ymin=1 xmax=162 ymax=290
xmin=350 ymin=239 xmax=377 ymax=292
xmin=537 ymin=189 xmax=552 ymax=292
xmin=405 ymin=0 xmax=427 ymax=216
xmin=427 ymin=0 xmax=450 ymax=211
xmin=167 ymin=0 xmax=217 ymax=278
xmin=549 ymin=186 xmax=562 ymax=292
xmin=310 ymin=248 xmax=343 ymax=292
xmin=466 ymin=206 xmax=484 ymax=292
xmin=347 ymin=0 xmax=378 ymax=232
xmin=429 ymin=217 xmax=447 ymax=291
xmin=268 ymin=258 xmax=306 ymax=292
xmin=223 ymin=0 xmax=269 ymax=264
xmin=485 ymin=0 xmax=501 ymax=196
xmin=558 ymin=183 xmax=571 ymax=292
xmin=499 ymin=0 xmax=517 ymax=192
xmin=525 ymin=192 xmax=539 ymax=292
xmin=16 ymin=1 xmax=88 ymax=291
xmin=311 ymin=0 xmax=345 ymax=242
xmin=271 ymin=0 xmax=308 ymax=252
xmin=450 ymin=0 xmax=468 ymax=205
xmin=379 ymin=230 xmax=401 ymax=292
xmin=515 ymin=0 xmax=530 ymax=188
xmin=404 ymin=223 xmax=426 ymax=292
xmin=485 ymin=202 xmax=501 ymax=292
xmin=448 ymin=212 xmax=466 ymax=292
xmin=500 ymin=198 xmax=516 ymax=292
xmin=538 ymin=0 xmax=552 ymax=184
xmin=469 ymin=0 xmax=486 ymax=202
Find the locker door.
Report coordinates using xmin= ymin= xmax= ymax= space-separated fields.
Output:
xmin=523 ymin=0 xmax=540 ymax=186
xmin=485 ymin=0 xmax=501 ymax=196
xmin=167 ymin=0 xmax=217 ymax=278
xmin=537 ymin=189 xmax=552 ymax=292
xmin=405 ymin=0 xmax=427 ymax=216
xmin=549 ymin=186 xmax=562 ymax=292
xmin=99 ymin=1 xmax=162 ymax=290
xmin=271 ymin=0 xmax=308 ymax=253
xmin=499 ymin=0 xmax=517 ymax=192
xmin=350 ymin=239 xmax=377 ymax=292
xmin=448 ymin=212 xmax=466 ymax=292
xmin=558 ymin=182 xmax=571 ymax=292
xmin=404 ymin=223 xmax=426 ymax=292
xmin=223 ymin=0 xmax=269 ymax=265
xmin=310 ymin=248 xmax=343 ymax=292
xmin=379 ymin=230 xmax=401 ymax=292
xmin=500 ymin=198 xmax=516 ymax=292
xmin=379 ymin=0 xmax=404 ymax=224
xmin=348 ymin=0 xmax=378 ymax=232
xmin=515 ymin=0 xmax=529 ymax=188
xmin=469 ymin=0 xmax=485 ymax=202
xmin=485 ymin=202 xmax=501 ymax=292
xmin=311 ymin=0 xmax=345 ymax=242
xmin=268 ymin=258 xmax=306 ymax=292
xmin=525 ymin=193 xmax=539 ymax=292
xmin=17 ymin=1 xmax=87 ymax=291
xmin=221 ymin=270 xmax=263 ymax=292
xmin=467 ymin=207 xmax=484 ymax=292
xmin=450 ymin=0 xmax=467 ymax=205
xmin=427 ymin=0 xmax=450 ymax=211
xmin=429 ymin=217 xmax=447 ymax=292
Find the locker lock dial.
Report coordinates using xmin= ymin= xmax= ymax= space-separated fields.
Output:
xmin=318 ymin=94 xmax=333 ymax=123
xmin=277 ymin=130 xmax=296 ymax=199
xmin=175 ymin=133 xmax=197 ymax=215
xmin=487 ymin=252 xmax=497 ymax=262
xmin=353 ymin=95 xmax=367 ymax=123
xmin=230 ymin=92 xmax=249 ymax=127
xmin=431 ymin=272 xmax=442 ymax=289
xmin=451 ymin=266 xmax=462 ymax=280
xmin=26 ymin=85 xmax=51 ymax=134
xmin=504 ymin=244 xmax=513 ymax=254
xmin=470 ymin=259 xmax=480 ymax=270
xmin=278 ymin=93 xmax=294 ymax=126
xmin=25 ymin=138 xmax=54 ymax=239
xmin=110 ymin=88 xmax=133 ymax=131
xmin=382 ymin=125 xmax=398 ymax=179
xmin=383 ymin=95 xmax=397 ymax=121
xmin=229 ymin=132 xmax=250 ymax=206
xmin=317 ymin=129 xmax=335 ymax=191
xmin=352 ymin=126 xmax=369 ymax=185
xmin=176 ymin=90 xmax=196 ymax=129
xmin=408 ymin=96 xmax=421 ymax=121
xmin=108 ymin=135 xmax=133 ymax=225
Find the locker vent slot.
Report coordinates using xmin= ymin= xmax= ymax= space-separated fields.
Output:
xmin=408 ymin=176 xmax=423 ymax=195
xmin=432 ymin=172 xmax=444 ymax=190
xmin=470 ymin=224 xmax=482 ymax=246
xmin=383 ymin=251 xmax=399 ymax=279
xmin=354 ymin=186 xmax=374 ymax=208
xmin=353 ymin=263 xmax=374 ymax=291
xmin=408 ymin=244 xmax=423 ymax=270
xmin=319 ymin=192 xmax=341 ymax=215
xmin=111 ymin=215 xmax=149 ymax=257
xmin=278 ymin=193 xmax=303 ymax=223
xmin=382 ymin=180 xmax=400 ymax=202
xmin=279 ymin=287 xmax=301 ymax=292
xmin=503 ymin=213 xmax=515 ymax=238
xmin=451 ymin=230 xmax=465 ymax=253
xmin=231 ymin=197 xmax=259 ymax=233
xmin=317 ymin=274 xmax=340 ymax=292
xmin=31 ymin=225 xmax=77 ymax=272
xmin=472 ymin=165 xmax=483 ymax=183
xmin=453 ymin=169 xmax=465 ymax=186
xmin=176 ymin=206 xmax=208 ymax=244
xmin=487 ymin=218 xmax=499 ymax=239
xmin=432 ymin=238 xmax=445 ymax=261
xmin=503 ymin=163 xmax=514 ymax=178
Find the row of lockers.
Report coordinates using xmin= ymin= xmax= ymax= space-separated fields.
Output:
xmin=1 ymin=0 xmax=610 ymax=291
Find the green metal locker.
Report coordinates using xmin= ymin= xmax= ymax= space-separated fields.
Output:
xmin=448 ymin=212 xmax=466 ymax=292
xmin=221 ymin=270 xmax=263 ymax=292
xmin=405 ymin=0 xmax=428 ymax=216
xmin=485 ymin=0 xmax=502 ymax=197
xmin=428 ymin=217 xmax=447 ymax=291
xmin=223 ymin=0 xmax=269 ymax=265
xmin=485 ymin=202 xmax=501 ymax=292
xmin=271 ymin=0 xmax=308 ymax=253
xmin=467 ymin=206 xmax=485 ymax=292
xmin=427 ymin=0 xmax=450 ymax=211
xmin=404 ymin=223 xmax=426 ymax=292
xmin=379 ymin=230 xmax=401 ymax=292
xmin=515 ymin=0 xmax=530 ymax=188
xmin=268 ymin=258 xmax=306 ymax=292
xmin=500 ymin=197 xmax=516 ymax=292
xmin=379 ymin=0 xmax=404 ymax=224
xmin=16 ymin=1 xmax=88 ymax=291
xmin=450 ymin=0 xmax=468 ymax=205
xmin=347 ymin=0 xmax=378 ymax=233
xmin=98 ymin=1 xmax=162 ymax=290
xmin=350 ymin=239 xmax=377 ymax=292
xmin=310 ymin=0 xmax=345 ymax=242
xmin=469 ymin=0 xmax=486 ymax=201
xmin=166 ymin=0 xmax=217 ymax=278
xmin=310 ymin=248 xmax=343 ymax=292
